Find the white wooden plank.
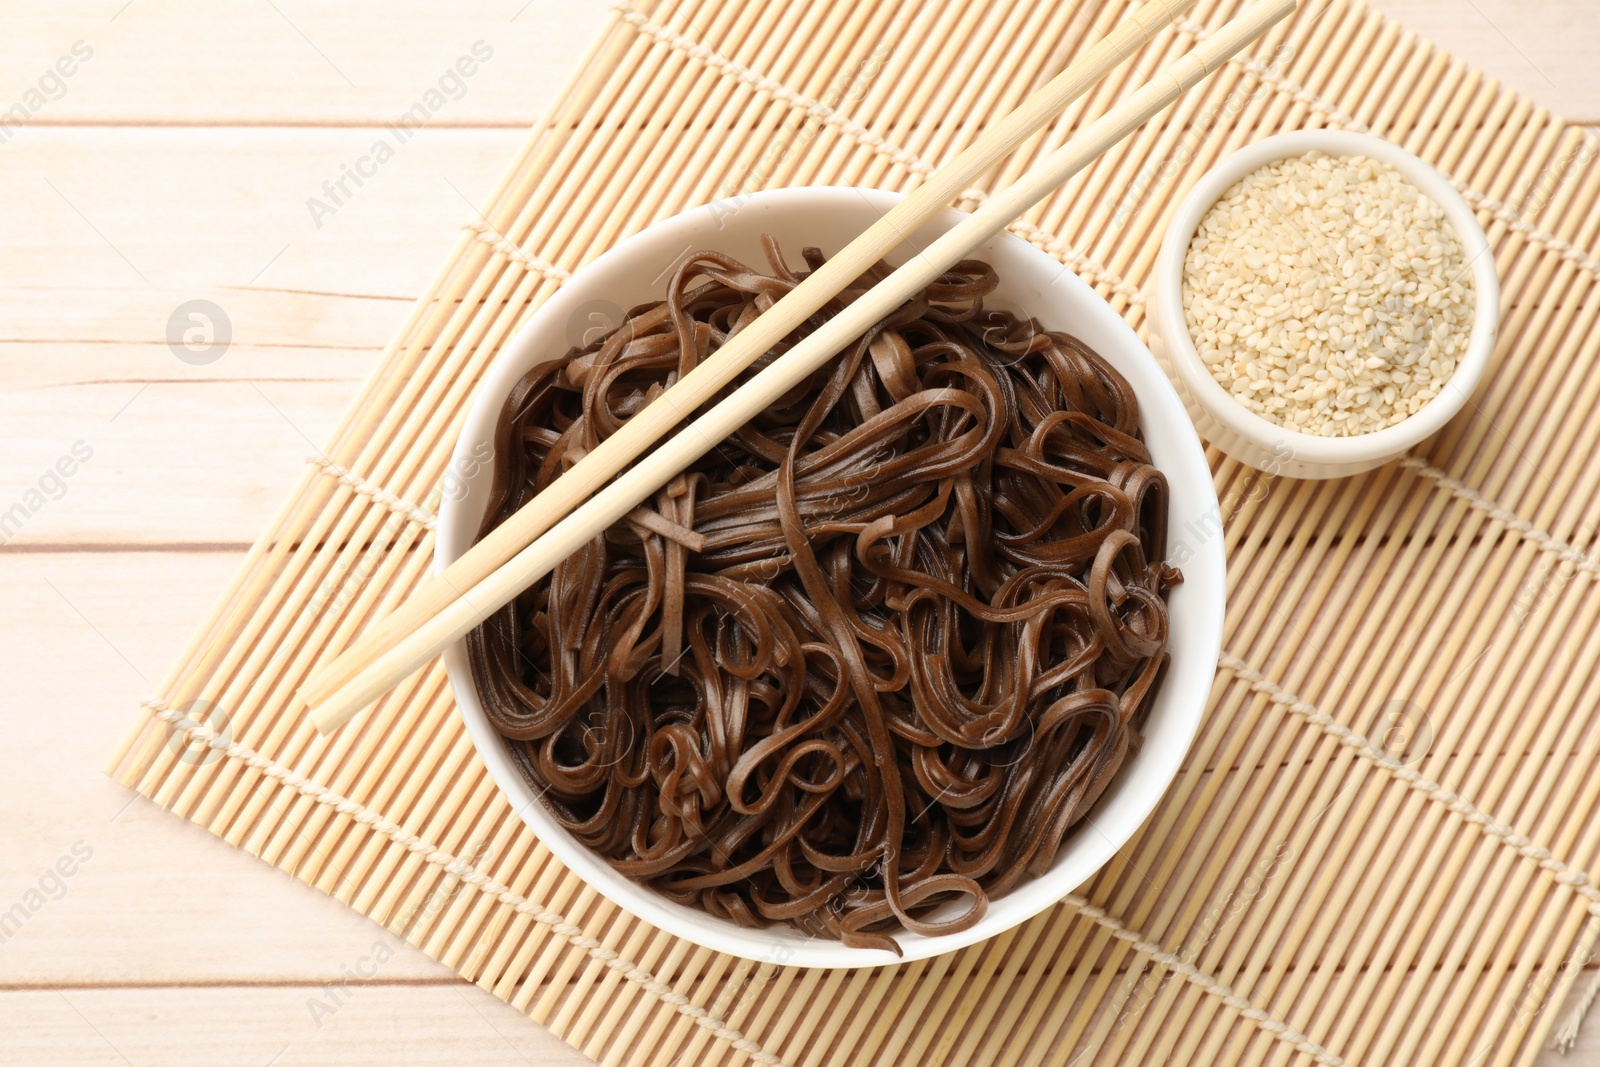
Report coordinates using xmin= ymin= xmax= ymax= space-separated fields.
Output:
xmin=0 ymin=0 xmax=613 ymax=127
xmin=0 ymin=377 xmax=353 ymax=545
xmin=0 ymin=128 xmax=533 ymax=545
xmin=0 ymin=984 xmax=595 ymax=1066
xmin=0 ymin=551 xmax=449 ymax=985
xmin=0 ymin=127 xmax=527 ymax=298
xmin=1367 ymin=0 xmax=1600 ymax=121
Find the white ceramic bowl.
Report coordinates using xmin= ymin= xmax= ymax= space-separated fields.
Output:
xmin=1147 ymin=130 xmax=1500 ymax=480
xmin=437 ymin=187 xmax=1225 ymax=968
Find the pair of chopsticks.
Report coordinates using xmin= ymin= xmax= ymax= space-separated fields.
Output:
xmin=304 ymin=0 xmax=1298 ymax=733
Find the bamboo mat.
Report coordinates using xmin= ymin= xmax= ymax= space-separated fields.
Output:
xmin=108 ymin=0 xmax=1600 ymax=1063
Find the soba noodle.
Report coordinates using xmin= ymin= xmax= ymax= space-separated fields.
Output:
xmin=467 ymin=238 xmax=1178 ymax=951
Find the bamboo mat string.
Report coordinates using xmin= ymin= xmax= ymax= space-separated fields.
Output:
xmin=110 ymin=1 xmax=1600 ymax=1063
xmin=1557 ymin=957 xmax=1600 ymax=1051
xmin=308 ymin=456 xmax=440 ymax=531
xmin=462 ymin=219 xmax=575 ymax=283
xmin=138 ymin=694 xmax=796 ymax=1067
xmin=1396 ymin=456 xmax=1600 ymax=577
xmin=137 ymin=684 xmax=1348 ymax=1065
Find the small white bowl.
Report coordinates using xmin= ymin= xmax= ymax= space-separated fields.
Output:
xmin=1147 ymin=130 xmax=1500 ymax=480
xmin=437 ymin=186 xmax=1225 ymax=968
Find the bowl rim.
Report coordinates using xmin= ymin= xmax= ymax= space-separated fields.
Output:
xmin=435 ymin=185 xmax=1225 ymax=969
xmin=1150 ymin=129 xmax=1500 ymax=466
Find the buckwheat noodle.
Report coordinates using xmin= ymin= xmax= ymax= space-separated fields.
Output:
xmin=467 ymin=238 xmax=1179 ymax=952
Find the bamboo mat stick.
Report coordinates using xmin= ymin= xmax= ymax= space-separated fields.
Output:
xmin=311 ymin=0 xmax=1299 ymax=732
xmin=300 ymin=0 xmax=1203 ymax=720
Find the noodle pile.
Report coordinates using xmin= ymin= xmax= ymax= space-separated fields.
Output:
xmin=467 ymin=239 xmax=1178 ymax=951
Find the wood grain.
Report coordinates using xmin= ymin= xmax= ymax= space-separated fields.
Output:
xmin=0 ymin=1 xmax=610 ymax=126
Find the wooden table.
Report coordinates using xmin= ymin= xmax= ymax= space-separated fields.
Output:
xmin=2 ymin=2 xmax=1595 ymax=1063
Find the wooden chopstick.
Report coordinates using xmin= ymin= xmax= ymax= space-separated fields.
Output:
xmin=300 ymin=0 xmax=1200 ymax=719
xmin=308 ymin=0 xmax=1298 ymax=733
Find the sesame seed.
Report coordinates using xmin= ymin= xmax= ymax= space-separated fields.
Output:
xmin=1182 ymin=151 xmax=1474 ymax=438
